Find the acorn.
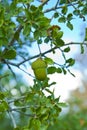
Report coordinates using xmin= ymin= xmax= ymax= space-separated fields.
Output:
xmin=31 ymin=58 xmax=47 ymax=81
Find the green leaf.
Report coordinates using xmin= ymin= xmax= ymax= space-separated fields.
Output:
xmin=56 ymin=31 xmax=63 ymax=39
xmin=58 ymin=16 xmax=66 ymax=23
xmin=66 ymin=58 xmax=75 ymax=66
xmin=38 ymin=39 xmax=42 ymax=44
xmin=54 ymin=96 xmax=60 ymax=102
xmin=84 ymin=28 xmax=87 ymax=41
xmin=38 ymin=17 xmax=50 ymax=28
xmin=68 ymin=69 xmax=75 ymax=77
xmin=14 ymin=31 xmax=19 ymax=41
xmin=47 ymin=66 xmax=57 ymax=74
xmin=48 ymin=82 xmax=56 ymax=87
xmin=80 ymin=43 xmax=84 ymax=54
xmin=59 ymin=0 xmax=67 ymax=5
xmin=55 ymin=39 xmax=64 ymax=47
xmin=64 ymin=46 xmax=70 ymax=52
xmin=67 ymin=13 xmax=73 ymax=21
xmin=73 ymin=9 xmax=80 ymax=16
xmin=54 ymin=12 xmax=59 ymax=18
xmin=62 ymin=68 xmax=67 ymax=75
xmin=34 ymin=30 xmax=40 ymax=40
xmin=30 ymin=5 xmax=37 ymax=11
xmin=2 ymin=49 xmax=16 ymax=59
xmin=81 ymin=4 xmax=87 ymax=15
xmin=67 ymin=22 xmax=73 ymax=30
xmin=0 ymin=92 xmax=5 ymax=100
xmin=0 ymin=19 xmax=4 ymax=27
xmin=29 ymin=119 xmax=41 ymax=130
xmin=58 ymin=102 xmax=68 ymax=107
xmin=56 ymin=68 xmax=62 ymax=73
xmin=0 ymin=100 xmax=9 ymax=112
xmin=23 ymin=24 xmax=31 ymax=36
xmin=44 ymin=57 xmax=54 ymax=65
xmin=45 ymin=88 xmax=53 ymax=94
xmin=44 ymin=37 xmax=50 ymax=43
xmin=0 ymin=37 xmax=8 ymax=46
xmin=62 ymin=6 xmax=68 ymax=15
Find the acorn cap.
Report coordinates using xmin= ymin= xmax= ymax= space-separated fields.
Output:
xmin=31 ymin=58 xmax=47 ymax=70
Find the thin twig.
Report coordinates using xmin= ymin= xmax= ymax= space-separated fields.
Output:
xmin=37 ymin=43 xmax=42 ymax=57
xmin=10 ymin=104 xmax=39 ymax=111
xmin=68 ymin=0 xmax=86 ymax=21
xmin=8 ymin=95 xmax=26 ymax=104
xmin=11 ymin=106 xmax=31 ymax=110
xmin=41 ymin=0 xmax=50 ymax=6
xmin=12 ymin=109 xmax=36 ymax=117
xmin=18 ymin=66 xmax=35 ymax=78
xmin=5 ymin=61 xmax=16 ymax=78
xmin=44 ymin=0 xmax=86 ymax=13
xmin=50 ymin=0 xmax=60 ymax=21
xmin=55 ymin=0 xmax=60 ymax=7
xmin=16 ymin=42 xmax=87 ymax=66
xmin=18 ymin=46 xmax=58 ymax=66
xmin=8 ymin=111 xmax=17 ymax=128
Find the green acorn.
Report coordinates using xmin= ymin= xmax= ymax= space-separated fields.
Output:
xmin=31 ymin=58 xmax=47 ymax=81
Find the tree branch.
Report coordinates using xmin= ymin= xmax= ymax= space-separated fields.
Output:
xmin=3 ymin=42 xmax=87 ymax=68
xmin=8 ymin=111 xmax=17 ymax=128
xmin=41 ymin=0 xmax=50 ymax=6
xmin=68 ymin=0 xmax=85 ymax=21
xmin=17 ymin=42 xmax=87 ymax=66
xmin=8 ymin=95 xmax=26 ymax=104
xmin=50 ymin=0 xmax=60 ymax=21
xmin=44 ymin=0 xmax=86 ymax=13
xmin=12 ymin=109 xmax=36 ymax=117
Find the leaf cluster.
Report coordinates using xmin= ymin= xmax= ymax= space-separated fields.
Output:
xmin=0 ymin=0 xmax=87 ymax=129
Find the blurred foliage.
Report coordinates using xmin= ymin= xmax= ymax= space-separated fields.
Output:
xmin=48 ymin=109 xmax=87 ymax=130
xmin=48 ymin=79 xmax=87 ymax=130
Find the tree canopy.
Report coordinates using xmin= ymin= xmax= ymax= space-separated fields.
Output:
xmin=0 ymin=0 xmax=87 ymax=130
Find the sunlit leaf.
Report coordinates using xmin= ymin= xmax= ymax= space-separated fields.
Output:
xmin=56 ymin=31 xmax=63 ymax=39
xmin=44 ymin=57 xmax=54 ymax=65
